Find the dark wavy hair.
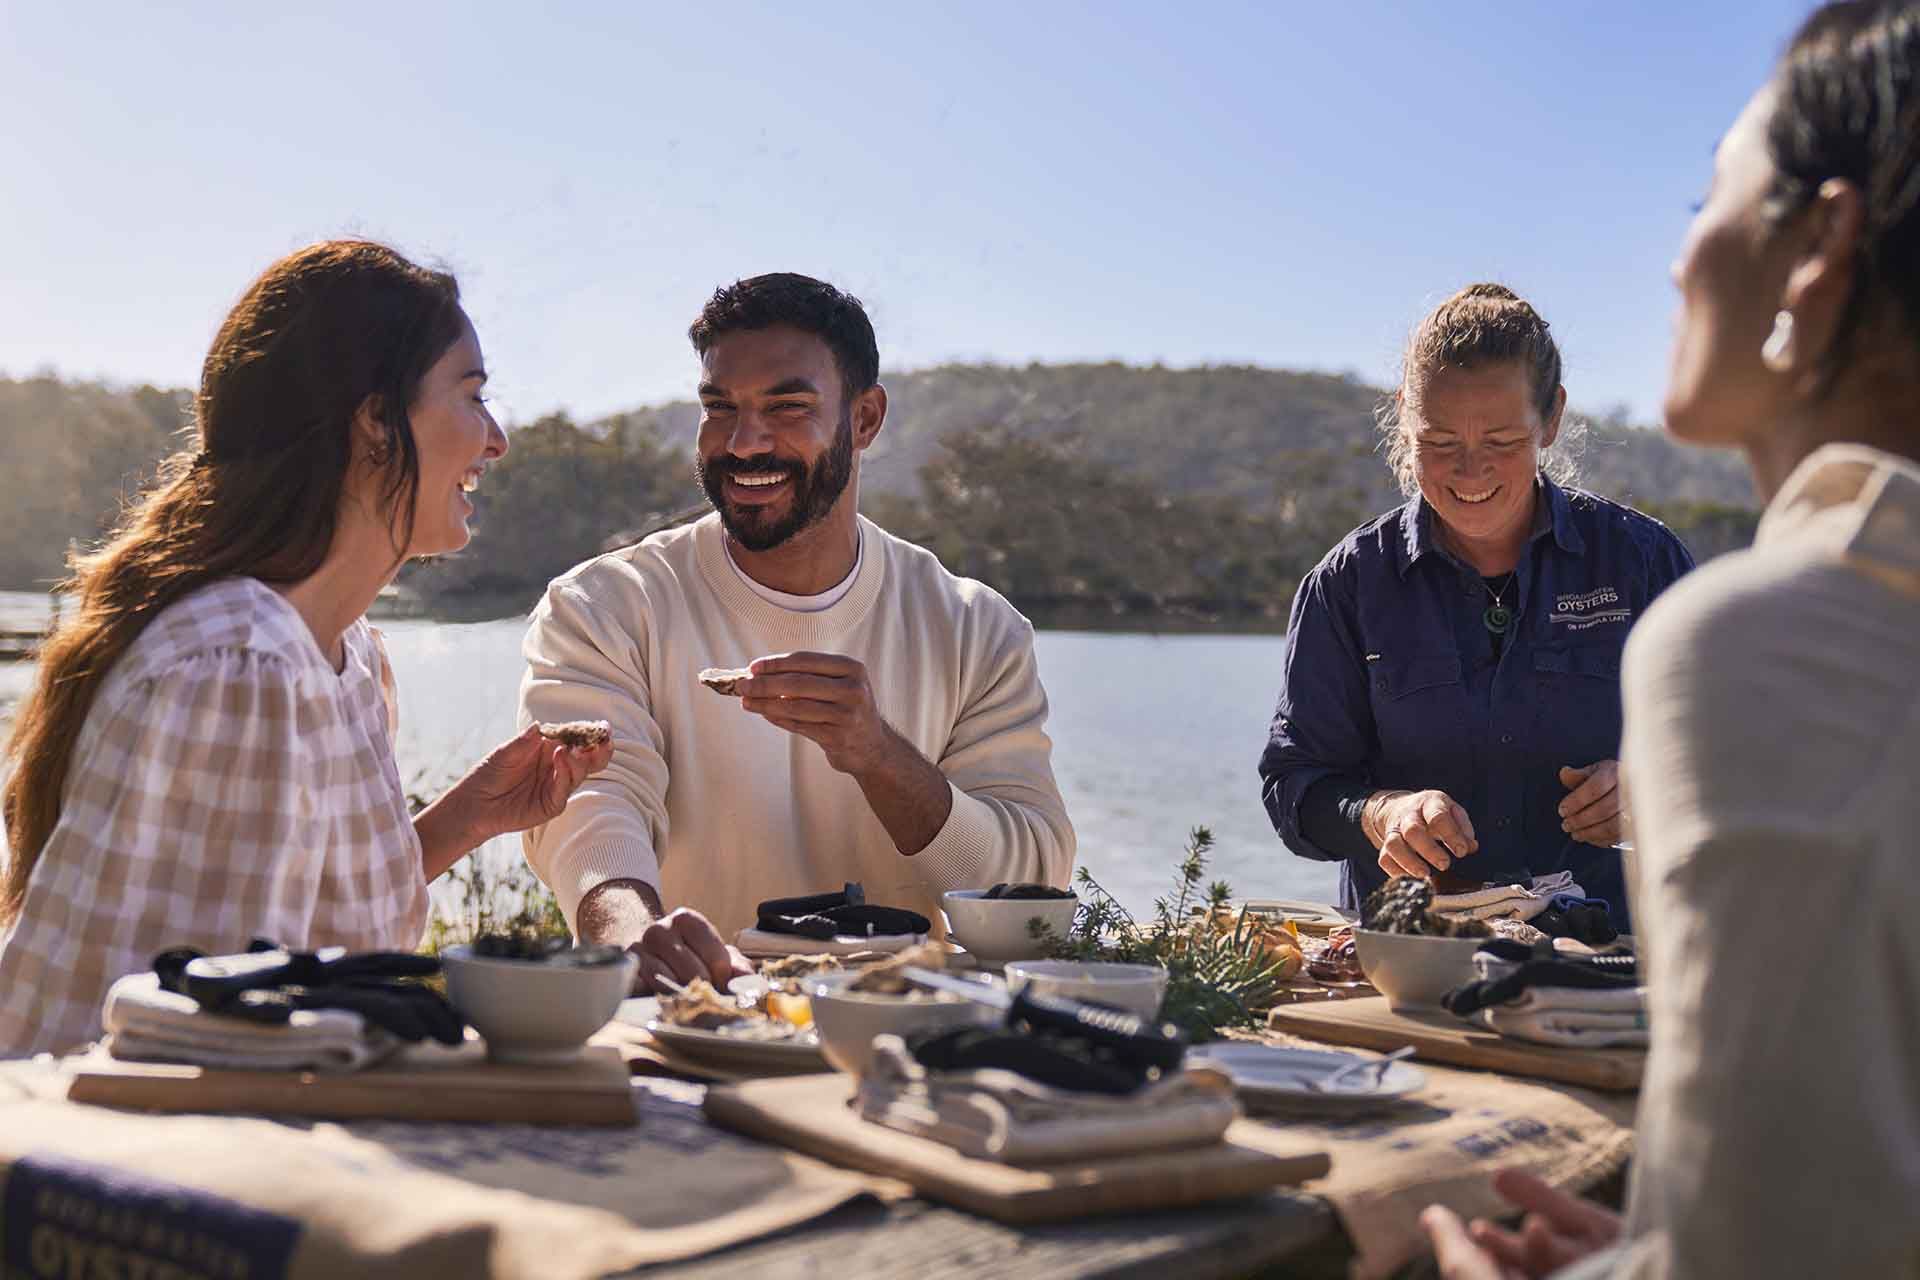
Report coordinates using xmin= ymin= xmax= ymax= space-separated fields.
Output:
xmin=1764 ymin=0 xmax=1920 ymax=388
xmin=1 ymin=240 xmax=463 ymax=923
xmin=688 ymin=272 xmax=880 ymax=402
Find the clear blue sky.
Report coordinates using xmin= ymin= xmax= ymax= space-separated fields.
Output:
xmin=0 ymin=1 xmax=1808 ymax=426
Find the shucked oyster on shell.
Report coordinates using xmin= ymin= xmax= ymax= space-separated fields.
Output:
xmin=697 ymin=666 xmax=752 ymax=696
xmin=537 ymin=719 xmax=612 ymax=749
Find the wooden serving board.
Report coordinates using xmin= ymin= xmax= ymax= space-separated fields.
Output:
xmin=1266 ymin=996 xmax=1643 ymax=1091
xmin=66 ymin=1040 xmax=637 ymax=1126
xmin=703 ymin=1073 xmax=1330 ymax=1225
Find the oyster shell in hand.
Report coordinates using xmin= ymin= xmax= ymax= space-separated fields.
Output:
xmin=537 ymin=719 xmax=612 ymax=749
xmin=697 ymin=666 xmax=752 ymax=696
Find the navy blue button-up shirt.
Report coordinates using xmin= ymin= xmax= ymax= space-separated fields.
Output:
xmin=1259 ymin=477 xmax=1695 ymax=918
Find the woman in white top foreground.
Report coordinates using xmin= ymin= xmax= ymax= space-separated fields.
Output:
xmin=1422 ymin=2 xmax=1920 ymax=1276
xmin=0 ymin=241 xmax=611 ymax=1057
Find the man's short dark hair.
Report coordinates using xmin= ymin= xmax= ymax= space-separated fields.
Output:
xmin=688 ymin=273 xmax=880 ymax=402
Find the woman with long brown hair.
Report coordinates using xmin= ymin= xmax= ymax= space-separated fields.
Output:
xmin=0 ymin=240 xmax=611 ymax=1056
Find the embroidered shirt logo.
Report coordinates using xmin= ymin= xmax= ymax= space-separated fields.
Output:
xmin=1551 ymin=587 xmax=1631 ymax=630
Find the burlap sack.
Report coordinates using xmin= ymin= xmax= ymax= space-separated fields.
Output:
xmin=1246 ymin=1035 xmax=1636 ymax=1280
xmin=0 ymin=1062 xmax=885 ymax=1280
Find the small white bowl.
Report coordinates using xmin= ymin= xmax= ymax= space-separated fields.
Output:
xmin=807 ymin=970 xmax=1001 ymax=1075
xmin=1002 ymin=960 xmax=1168 ymax=1021
xmin=940 ymin=890 xmax=1079 ymax=967
xmin=441 ymin=944 xmax=637 ymax=1065
xmin=1352 ymin=931 xmax=1486 ymax=1012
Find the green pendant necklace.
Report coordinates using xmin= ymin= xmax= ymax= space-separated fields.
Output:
xmin=1482 ymin=573 xmax=1516 ymax=636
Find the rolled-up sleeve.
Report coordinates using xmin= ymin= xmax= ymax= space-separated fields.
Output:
xmin=912 ymin=612 xmax=1076 ymax=895
xmin=1259 ymin=562 xmax=1376 ymax=863
xmin=518 ymin=579 xmax=668 ymax=931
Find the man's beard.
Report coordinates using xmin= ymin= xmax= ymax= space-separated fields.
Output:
xmin=695 ymin=412 xmax=854 ymax=552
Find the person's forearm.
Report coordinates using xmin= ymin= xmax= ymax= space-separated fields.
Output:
xmin=856 ymin=725 xmax=955 ymax=856
xmin=414 ymin=796 xmax=486 ymax=882
xmin=575 ymin=878 xmax=666 ymax=948
xmin=1297 ymin=774 xmax=1385 ymax=862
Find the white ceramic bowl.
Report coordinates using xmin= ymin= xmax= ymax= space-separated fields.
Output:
xmin=807 ymin=970 xmax=1002 ymax=1075
xmin=1352 ymin=931 xmax=1486 ymax=1012
xmin=1001 ymin=960 xmax=1169 ymax=1021
xmin=940 ymin=890 xmax=1080 ymax=967
xmin=441 ymin=944 xmax=637 ymax=1065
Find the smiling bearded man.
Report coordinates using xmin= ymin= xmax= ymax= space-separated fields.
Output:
xmin=516 ymin=273 xmax=1076 ymax=993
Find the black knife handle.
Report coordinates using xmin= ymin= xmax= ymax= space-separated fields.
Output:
xmin=1007 ymin=986 xmax=1187 ymax=1072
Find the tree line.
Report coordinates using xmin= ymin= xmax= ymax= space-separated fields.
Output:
xmin=0 ymin=365 xmax=1758 ymax=625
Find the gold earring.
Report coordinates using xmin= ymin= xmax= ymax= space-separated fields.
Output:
xmin=1761 ymin=310 xmax=1795 ymax=372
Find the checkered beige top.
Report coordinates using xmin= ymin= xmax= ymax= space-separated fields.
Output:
xmin=0 ymin=578 xmax=428 ymax=1056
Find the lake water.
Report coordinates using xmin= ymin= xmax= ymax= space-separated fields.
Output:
xmin=0 ymin=590 xmax=1338 ymax=919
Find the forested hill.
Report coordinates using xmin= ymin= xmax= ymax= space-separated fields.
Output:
xmin=0 ymin=364 xmax=1757 ymax=624
xmin=610 ymin=363 xmax=1755 ymax=510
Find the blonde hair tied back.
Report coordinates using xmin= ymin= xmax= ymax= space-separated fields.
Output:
xmin=1377 ymin=282 xmax=1584 ymax=498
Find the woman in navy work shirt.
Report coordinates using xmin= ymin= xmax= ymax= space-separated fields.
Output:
xmin=1259 ymin=284 xmax=1694 ymax=927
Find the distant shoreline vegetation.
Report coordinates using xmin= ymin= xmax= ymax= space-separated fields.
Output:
xmin=1 ymin=365 xmax=1759 ymax=623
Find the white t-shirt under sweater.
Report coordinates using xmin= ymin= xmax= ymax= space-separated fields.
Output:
xmin=517 ymin=513 xmax=1076 ymax=939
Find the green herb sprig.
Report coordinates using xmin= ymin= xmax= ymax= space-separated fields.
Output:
xmin=1029 ymin=827 xmax=1297 ymax=1042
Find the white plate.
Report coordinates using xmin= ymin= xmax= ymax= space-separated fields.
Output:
xmin=1188 ymin=1042 xmax=1426 ymax=1113
xmin=1236 ymin=899 xmax=1355 ymax=930
xmin=617 ymin=997 xmax=827 ymax=1072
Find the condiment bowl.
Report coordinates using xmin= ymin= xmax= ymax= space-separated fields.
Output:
xmin=940 ymin=890 xmax=1080 ymax=968
xmin=1352 ymin=931 xmax=1486 ymax=1012
xmin=1001 ymin=960 xmax=1169 ymax=1021
xmin=807 ymin=970 xmax=1001 ymax=1075
xmin=441 ymin=944 xmax=637 ymax=1065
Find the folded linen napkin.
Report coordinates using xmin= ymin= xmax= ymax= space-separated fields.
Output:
xmin=1476 ymin=998 xmax=1649 ymax=1049
xmin=1443 ymin=940 xmax=1639 ymax=1015
xmin=855 ymin=1035 xmax=1239 ymax=1163
xmin=1432 ymin=871 xmax=1583 ymax=923
xmin=1443 ymin=939 xmax=1647 ymax=1048
xmin=733 ymin=928 xmax=929 ymax=958
xmin=103 ymin=972 xmax=401 ymax=1072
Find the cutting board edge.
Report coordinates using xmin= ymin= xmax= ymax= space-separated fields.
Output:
xmin=64 ymin=1044 xmax=639 ymax=1126
xmin=1265 ymin=999 xmax=1643 ymax=1091
xmin=66 ymin=1071 xmax=639 ymax=1127
xmin=703 ymin=1078 xmax=1330 ymax=1225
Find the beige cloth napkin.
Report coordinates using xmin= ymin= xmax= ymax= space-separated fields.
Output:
xmin=1431 ymin=870 xmax=1581 ymax=922
xmin=1472 ymin=985 xmax=1650 ymax=1048
xmin=854 ymin=1034 xmax=1239 ymax=1163
xmin=103 ymin=971 xmax=401 ymax=1071
xmin=733 ymin=928 xmax=926 ymax=958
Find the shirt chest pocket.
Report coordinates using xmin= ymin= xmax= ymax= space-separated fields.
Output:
xmin=1530 ymin=646 xmax=1625 ymax=761
xmin=1369 ymin=653 xmax=1467 ymax=761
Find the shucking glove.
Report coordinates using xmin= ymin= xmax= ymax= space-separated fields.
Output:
xmin=153 ymin=939 xmax=464 ymax=1045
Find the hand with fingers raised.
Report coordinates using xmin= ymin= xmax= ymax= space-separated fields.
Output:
xmin=1364 ymin=788 xmax=1480 ymax=880
xmin=1558 ymin=760 xmax=1625 ymax=848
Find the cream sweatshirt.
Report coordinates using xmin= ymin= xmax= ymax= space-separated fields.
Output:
xmin=517 ymin=513 xmax=1076 ymax=939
